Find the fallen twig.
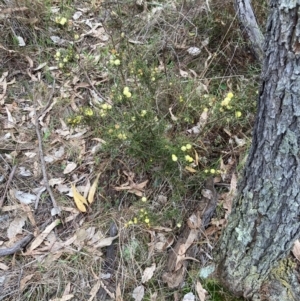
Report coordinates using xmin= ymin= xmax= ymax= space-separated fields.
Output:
xmin=0 ymin=218 xmax=52 ymax=256
xmin=0 ymin=165 xmax=17 ymax=209
xmin=0 ymin=234 xmax=33 ymax=256
xmin=35 ymin=81 xmax=60 ymax=216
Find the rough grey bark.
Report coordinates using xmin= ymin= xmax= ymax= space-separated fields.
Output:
xmin=216 ymin=1 xmax=300 ymax=300
xmin=234 ymin=0 xmax=264 ymax=62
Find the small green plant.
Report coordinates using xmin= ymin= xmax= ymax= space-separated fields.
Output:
xmin=202 ymin=279 xmax=246 ymax=301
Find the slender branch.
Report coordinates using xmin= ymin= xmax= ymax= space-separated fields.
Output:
xmin=235 ymin=0 xmax=264 ymax=62
xmin=0 ymin=165 xmax=17 ymax=209
xmin=0 ymin=218 xmax=52 ymax=256
xmin=35 ymin=81 xmax=60 ymax=215
xmin=0 ymin=234 xmax=33 ymax=256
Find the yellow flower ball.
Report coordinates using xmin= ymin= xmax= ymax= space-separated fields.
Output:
xmin=235 ymin=111 xmax=242 ymax=118
xmin=172 ymin=154 xmax=178 ymax=162
xmin=60 ymin=17 xmax=67 ymax=25
xmin=145 ymin=218 xmax=150 ymax=224
xmin=185 ymin=155 xmax=194 ymax=162
xmin=117 ymin=133 xmax=127 ymax=140
xmin=186 ymin=144 xmax=192 ymax=150
xmin=124 ymin=91 xmax=131 ymax=98
xmin=221 ymin=97 xmax=230 ymax=106
xmin=227 ymin=92 xmax=234 ymax=99
xmin=141 ymin=197 xmax=147 ymax=202
xmin=181 ymin=146 xmax=187 ymax=151
xmin=84 ymin=108 xmax=93 ymax=116
xmin=210 ymin=169 xmax=216 ymax=174
xmin=114 ymin=59 xmax=121 ymax=66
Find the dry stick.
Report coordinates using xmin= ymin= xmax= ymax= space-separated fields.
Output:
xmin=35 ymin=81 xmax=60 ymax=215
xmin=0 ymin=165 xmax=17 ymax=209
xmin=0 ymin=218 xmax=52 ymax=257
xmin=0 ymin=234 xmax=34 ymax=256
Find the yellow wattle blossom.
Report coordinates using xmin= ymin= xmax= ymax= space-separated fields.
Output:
xmin=185 ymin=155 xmax=194 ymax=162
xmin=172 ymin=154 xmax=178 ymax=162
xmin=140 ymin=110 xmax=147 ymax=117
xmin=56 ymin=17 xmax=68 ymax=25
xmin=185 ymin=144 xmax=192 ymax=150
xmin=227 ymin=92 xmax=234 ymax=99
xmin=221 ymin=97 xmax=230 ymax=106
xmin=123 ymin=86 xmax=132 ymax=98
xmin=100 ymin=109 xmax=106 ymax=117
xmin=117 ymin=133 xmax=127 ymax=140
xmin=141 ymin=197 xmax=147 ymax=202
xmin=133 ymin=217 xmax=138 ymax=224
xmin=235 ymin=111 xmax=242 ymax=118
xmin=210 ymin=169 xmax=216 ymax=174
xmin=84 ymin=108 xmax=93 ymax=116
xmin=114 ymin=59 xmax=121 ymax=66
xmin=145 ymin=218 xmax=150 ymax=224
xmin=73 ymin=116 xmax=82 ymax=124
xmin=181 ymin=146 xmax=187 ymax=151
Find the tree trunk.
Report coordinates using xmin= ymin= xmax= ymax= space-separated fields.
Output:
xmin=216 ymin=1 xmax=300 ymax=300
